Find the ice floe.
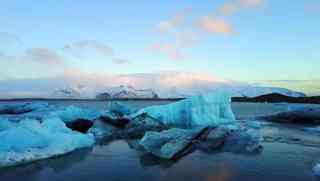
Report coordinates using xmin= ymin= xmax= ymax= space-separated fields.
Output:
xmin=44 ymin=105 xmax=101 ymax=122
xmin=0 ymin=102 xmax=49 ymax=115
xmin=139 ymin=127 xmax=208 ymax=159
xmin=133 ymin=92 xmax=235 ymax=127
xmin=0 ymin=117 xmax=94 ymax=168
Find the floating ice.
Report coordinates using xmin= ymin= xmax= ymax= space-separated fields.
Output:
xmin=133 ymin=92 xmax=235 ymax=127
xmin=107 ymin=101 xmax=138 ymax=117
xmin=45 ymin=105 xmax=101 ymax=122
xmin=0 ymin=117 xmax=94 ymax=168
xmin=139 ymin=127 xmax=207 ymax=159
xmin=313 ymin=163 xmax=320 ymax=176
xmin=0 ymin=102 xmax=49 ymax=115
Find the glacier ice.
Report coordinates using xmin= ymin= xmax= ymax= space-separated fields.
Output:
xmin=0 ymin=102 xmax=49 ymax=115
xmin=314 ymin=163 xmax=320 ymax=176
xmin=107 ymin=101 xmax=137 ymax=117
xmin=139 ymin=127 xmax=208 ymax=159
xmin=133 ymin=92 xmax=235 ymax=127
xmin=0 ymin=117 xmax=16 ymax=131
xmin=0 ymin=117 xmax=94 ymax=168
xmin=45 ymin=105 xmax=101 ymax=122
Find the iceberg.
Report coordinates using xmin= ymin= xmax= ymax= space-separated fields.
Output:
xmin=0 ymin=102 xmax=49 ymax=115
xmin=133 ymin=92 xmax=235 ymax=127
xmin=45 ymin=105 xmax=101 ymax=122
xmin=107 ymin=101 xmax=137 ymax=117
xmin=139 ymin=127 xmax=209 ymax=160
xmin=0 ymin=117 xmax=94 ymax=168
xmin=314 ymin=163 xmax=320 ymax=176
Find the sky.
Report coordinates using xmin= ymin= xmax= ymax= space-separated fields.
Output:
xmin=0 ymin=0 xmax=319 ymax=95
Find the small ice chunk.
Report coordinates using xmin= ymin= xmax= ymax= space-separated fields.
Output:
xmin=134 ymin=92 xmax=235 ymax=127
xmin=313 ymin=163 xmax=320 ymax=176
xmin=139 ymin=127 xmax=207 ymax=159
xmin=244 ymin=121 xmax=262 ymax=129
xmin=0 ymin=117 xmax=94 ymax=168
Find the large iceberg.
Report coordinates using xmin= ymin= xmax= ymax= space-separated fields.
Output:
xmin=0 ymin=117 xmax=94 ymax=168
xmin=133 ymin=92 xmax=235 ymax=127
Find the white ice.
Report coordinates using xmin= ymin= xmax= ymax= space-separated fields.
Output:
xmin=133 ymin=91 xmax=235 ymax=127
xmin=0 ymin=117 xmax=94 ymax=168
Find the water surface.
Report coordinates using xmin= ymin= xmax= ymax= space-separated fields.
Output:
xmin=1 ymin=101 xmax=320 ymax=181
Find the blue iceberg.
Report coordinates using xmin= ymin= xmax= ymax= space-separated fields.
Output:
xmin=0 ymin=117 xmax=94 ymax=168
xmin=133 ymin=92 xmax=235 ymax=127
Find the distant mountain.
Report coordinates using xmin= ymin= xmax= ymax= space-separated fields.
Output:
xmin=233 ymin=93 xmax=320 ymax=104
xmin=96 ymin=85 xmax=159 ymax=99
xmin=51 ymin=87 xmax=81 ymax=98
xmin=0 ymin=71 xmax=309 ymax=99
xmin=227 ymin=86 xmax=306 ymax=98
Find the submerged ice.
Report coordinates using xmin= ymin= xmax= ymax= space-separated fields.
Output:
xmin=133 ymin=92 xmax=235 ymax=127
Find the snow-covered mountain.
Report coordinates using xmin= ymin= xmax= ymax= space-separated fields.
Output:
xmin=96 ymin=85 xmax=158 ymax=99
xmin=51 ymin=88 xmax=81 ymax=98
xmin=0 ymin=71 xmax=308 ymax=99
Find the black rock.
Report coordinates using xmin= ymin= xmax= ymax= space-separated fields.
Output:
xmin=65 ymin=119 xmax=94 ymax=133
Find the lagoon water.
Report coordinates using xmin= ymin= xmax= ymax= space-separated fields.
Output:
xmin=1 ymin=101 xmax=320 ymax=181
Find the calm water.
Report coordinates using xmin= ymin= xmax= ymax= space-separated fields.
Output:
xmin=1 ymin=101 xmax=320 ymax=181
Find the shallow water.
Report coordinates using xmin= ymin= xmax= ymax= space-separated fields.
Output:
xmin=1 ymin=101 xmax=320 ymax=181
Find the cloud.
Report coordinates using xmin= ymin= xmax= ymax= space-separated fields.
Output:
xmin=157 ymin=8 xmax=191 ymax=33
xmin=153 ymin=8 xmax=194 ymax=60
xmin=196 ymin=0 xmax=262 ymax=34
xmin=150 ymin=42 xmax=185 ymax=60
xmin=198 ymin=17 xmax=233 ymax=34
xmin=219 ymin=0 xmax=263 ymax=16
xmin=112 ymin=58 xmax=131 ymax=64
xmin=64 ymin=40 xmax=113 ymax=56
xmin=25 ymin=48 xmax=64 ymax=65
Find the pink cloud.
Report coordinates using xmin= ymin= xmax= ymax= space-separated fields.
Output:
xmin=198 ymin=17 xmax=233 ymax=34
xmin=219 ymin=0 xmax=263 ymax=16
xmin=157 ymin=8 xmax=191 ymax=33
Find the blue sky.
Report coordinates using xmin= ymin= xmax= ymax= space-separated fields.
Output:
xmin=0 ymin=0 xmax=319 ymax=94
